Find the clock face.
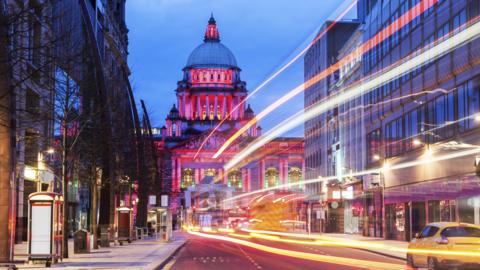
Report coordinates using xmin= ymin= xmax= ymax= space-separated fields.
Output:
xmin=331 ymin=202 xmax=339 ymax=209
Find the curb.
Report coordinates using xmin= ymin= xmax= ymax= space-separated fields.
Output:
xmin=153 ymin=240 xmax=187 ymax=270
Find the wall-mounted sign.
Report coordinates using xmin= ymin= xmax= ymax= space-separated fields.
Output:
xmin=31 ymin=202 xmax=52 ymax=254
xmin=148 ymin=195 xmax=156 ymax=205
xmin=331 ymin=201 xmax=339 ymax=209
xmin=161 ymin=195 xmax=169 ymax=207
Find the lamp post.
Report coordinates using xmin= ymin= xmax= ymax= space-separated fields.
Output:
xmin=35 ymin=148 xmax=55 ymax=192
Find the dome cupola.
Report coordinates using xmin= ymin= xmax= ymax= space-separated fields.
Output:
xmin=186 ymin=14 xmax=238 ymax=69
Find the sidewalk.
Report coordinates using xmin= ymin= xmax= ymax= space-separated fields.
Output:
xmin=320 ymin=233 xmax=408 ymax=260
xmin=10 ymin=231 xmax=186 ymax=270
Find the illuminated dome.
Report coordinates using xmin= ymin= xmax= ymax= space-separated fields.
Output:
xmin=186 ymin=42 xmax=237 ymax=68
xmin=185 ymin=15 xmax=238 ymax=69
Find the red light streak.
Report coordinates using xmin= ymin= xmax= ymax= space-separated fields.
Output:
xmin=187 ymin=230 xmax=405 ymax=269
xmin=225 ymin=15 xmax=480 ymax=170
xmin=212 ymin=0 xmax=439 ymax=159
xmin=192 ymin=0 xmax=359 ymax=160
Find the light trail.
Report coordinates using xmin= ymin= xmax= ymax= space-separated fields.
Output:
xmin=224 ymin=145 xmax=480 ymax=204
xmin=224 ymin=17 xmax=480 ymax=171
xmin=193 ymin=0 xmax=359 ymax=160
xmin=213 ymin=0 xmax=440 ymax=160
xmin=187 ymin=230 xmax=405 ymax=270
xmin=238 ymin=230 xmax=480 ymax=258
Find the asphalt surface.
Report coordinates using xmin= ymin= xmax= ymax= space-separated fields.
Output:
xmin=164 ymin=234 xmax=407 ymax=270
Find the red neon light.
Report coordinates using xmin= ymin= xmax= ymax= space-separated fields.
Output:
xmin=190 ymin=68 xmax=233 ymax=86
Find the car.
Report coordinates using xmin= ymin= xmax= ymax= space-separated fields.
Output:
xmin=407 ymin=222 xmax=480 ymax=270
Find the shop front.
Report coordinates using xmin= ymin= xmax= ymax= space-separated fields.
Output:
xmin=384 ymin=174 xmax=480 ymax=241
xmin=343 ymin=183 xmax=364 ymax=234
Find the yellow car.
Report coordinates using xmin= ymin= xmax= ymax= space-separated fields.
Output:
xmin=407 ymin=222 xmax=480 ymax=270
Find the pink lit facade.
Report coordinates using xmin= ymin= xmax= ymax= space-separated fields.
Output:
xmin=155 ymin=16 xmax=304 ymax=222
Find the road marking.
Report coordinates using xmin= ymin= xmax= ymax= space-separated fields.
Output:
xmin=237 ymin=244 xmax=264 ymax=269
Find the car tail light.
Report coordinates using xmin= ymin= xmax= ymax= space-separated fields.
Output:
xmin=435 ymin=237 xmax=449 ymax=245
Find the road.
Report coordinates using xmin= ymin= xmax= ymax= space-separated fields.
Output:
xmin=164 ymin=234 xmax=406 ymax=270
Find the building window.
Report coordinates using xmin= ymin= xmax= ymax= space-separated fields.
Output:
xmin=367 ymin=129 xmax=381 ymax=164
xmin=458 ymin=80 xmax=480 ymax=132
xmin=288 ymin=167 xmax=302 ymax=185
xmin=265 ymin=167 xmax=279 ymax=188
xmin=181 ymin=169 xmax=194 ymax=188
xmin=385 ymin=117 xmax=403 ymax=158
xmin=452 ymin=9 xmax=467 ymax=34
xmin=228 ymin=170 xmax=242 ymax=190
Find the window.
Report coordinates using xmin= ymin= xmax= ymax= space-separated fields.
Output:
xmin=26 ymin=89 xmax=40 ymax=115
xmin=458 ymin=80 xmax=480 ymax=132
xmin=452 ymin=9 xmax=467 ymax=34
xmin=405 ymin=108 xmax=420 ymax=151
xmin=288 ymin=167 xmax=302 ymax=185
xmin=181 ymin=169 xmax=194 ymax=188
xmin=437 ymin=22 xmax=450 ymax=41
xmin=400 ymin=1 xmax=411 ymax=38
xmin=423 ymin=0 xmax=436 ymax=18
xmin=411 ymin=0 xmax=421 ymax=29
xmin=265 ymin=167 xmax=279 ymax=188
xmin=228 ymin=170 xmax=242 ymax=190
xmin=367 ymin=129 xmax=381 ymax=164
xmin=385 ymin=117 xmax=404 ymax=157
xmin=441 ymin=227 xmax=480 ymax=238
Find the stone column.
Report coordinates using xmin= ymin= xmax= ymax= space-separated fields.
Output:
xmin=223 ymin=95 xmax=227 ymax=119
xmin=195 ymin=169 xmax=200 ymax=184
xmin=182 ymin=94 xmax=186 ymax=118
xmin=214 ymin=95 xmax=218 ymax=119
xmin=242 ymin=168 xmax=247 ymax=192
xmin=279 ymin=160 xmax=284 ymax=186
xmin=177 ymin=159 xmax=182 ymax=191
xmin=223 ymin=168 xmax=228 ymax=184
xmin=206 ymin=95 xmax=210 ymax=119
xmin=260 ymin=159 xmax=265 ymax=188
xmin=196 ymin=95 xmax=201 ymax=120
xmin=284 ymin=159 xmax=289 ymax=187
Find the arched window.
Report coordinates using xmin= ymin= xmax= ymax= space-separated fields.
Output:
xmin=265 ymin=167 xmax=279 ymax=188
xmin=209 ymin=104 xmax=214 ymax=120
xmin=205 ymin=168 xmax=216 ymax=176
xmin=172 ymin=123 xmax=177 ymax=137
xmin=228 ymin=170 xmax=242 ymax=190
xmin=181 ymin=168 xmax=194 ymax=188
xmin=288 ymin=167 xmax=302 ymax=184
xmin=217 ymin=105 xmax=222 ymax=120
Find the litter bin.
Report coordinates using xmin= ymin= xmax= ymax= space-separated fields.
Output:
xmin=74 ymin=230 xmax=90 ymax=253
xmin=100 ymin=226 xmax=110 ymax=247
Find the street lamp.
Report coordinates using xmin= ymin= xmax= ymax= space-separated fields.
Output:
xmin=474 ymin=113 xmax=480 ymax=122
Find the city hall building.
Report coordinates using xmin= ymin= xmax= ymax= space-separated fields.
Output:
xmin=155 ymin=16 xmax=305 ymax=226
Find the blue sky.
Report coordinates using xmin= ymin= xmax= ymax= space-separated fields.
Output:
xmin=126 ymin=0 xmax=356 ymax=135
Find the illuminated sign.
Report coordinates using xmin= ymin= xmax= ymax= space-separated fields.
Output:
xmin=24 ymin=166 xmax=37 ymax=180
xmin=30 ymin=202 xmax=52 ymax=254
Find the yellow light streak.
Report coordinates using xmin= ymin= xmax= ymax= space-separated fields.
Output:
xmin=218 ymin=228 xmax=235 ymax=233
xmin=243 ymin=230 xmax=480 ymax=258
xmin=194 ymin=0 xmax=359 ymax=160
xmin=188 ymin=230 xmax=404 ymax=270
xmin=225 ymin=19 xmax=480 ymax=170
xmin=213 ymin=0 xmax=440 ymax=160
xmin=228 ymin=233 xmax=252 ymax=239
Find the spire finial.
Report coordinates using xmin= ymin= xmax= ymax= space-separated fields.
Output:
xmin=204 ymin=14 xmax=220 ymax=42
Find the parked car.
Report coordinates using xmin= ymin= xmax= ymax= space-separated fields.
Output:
xmin=407 ymin=222 xmax=480 ymax=270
